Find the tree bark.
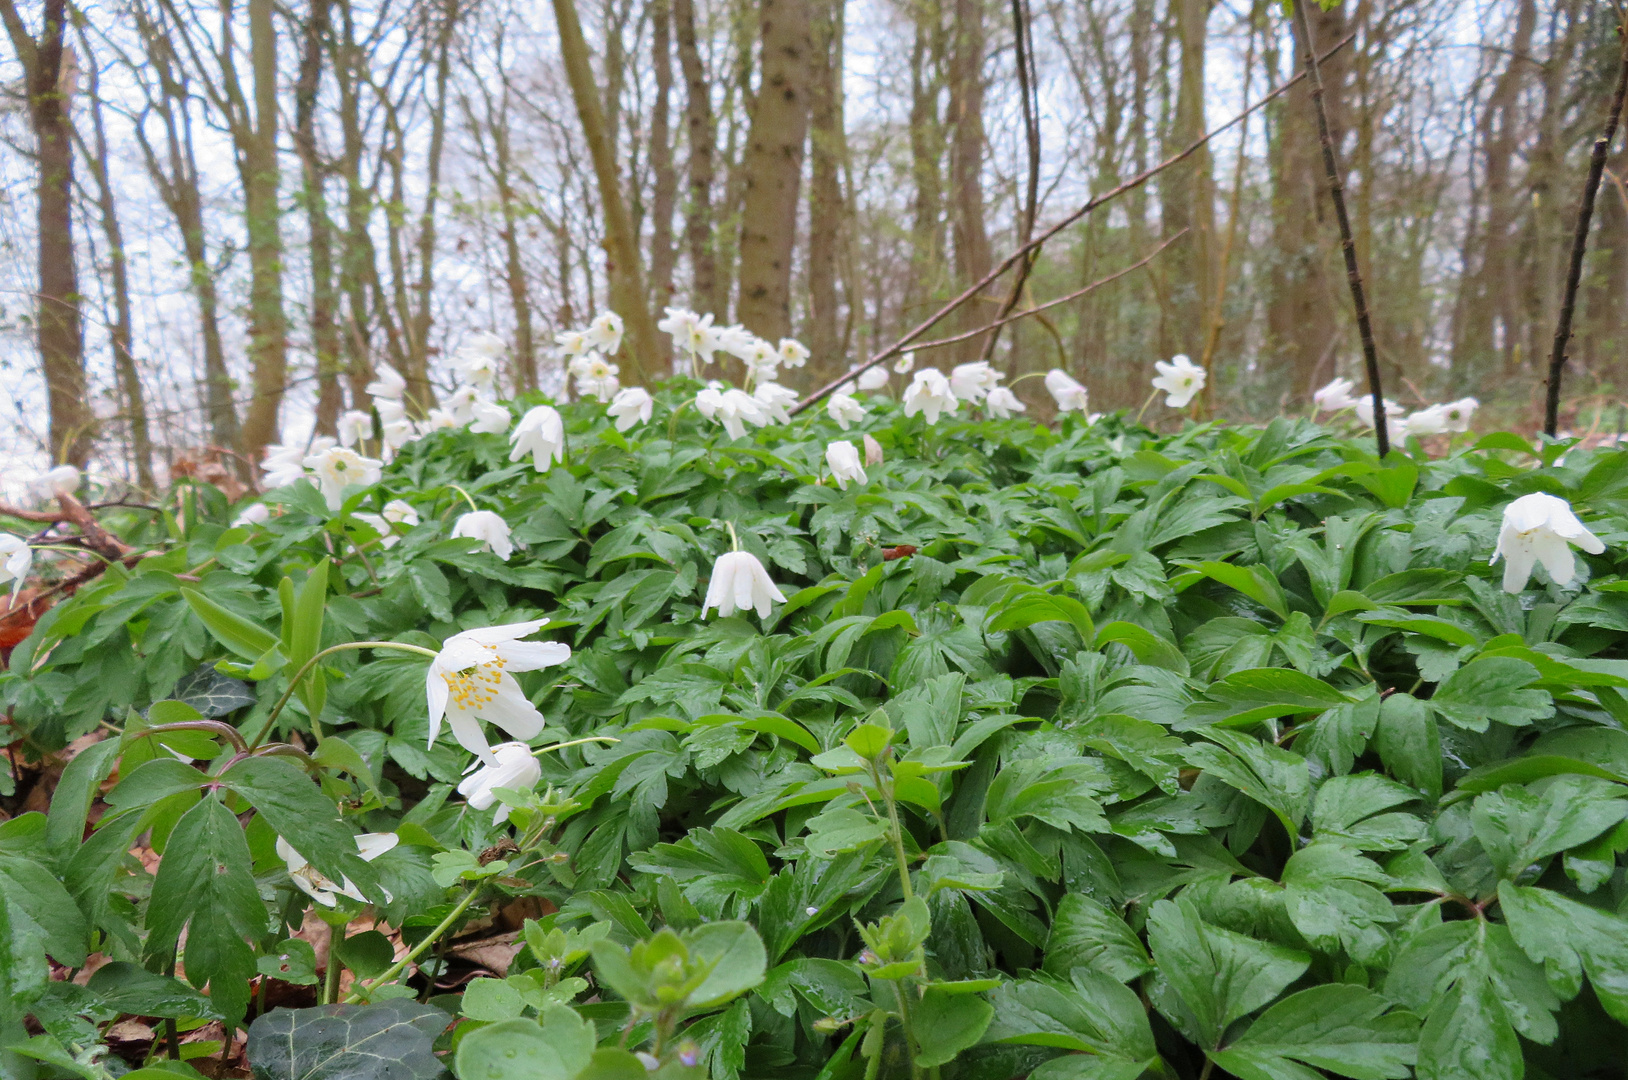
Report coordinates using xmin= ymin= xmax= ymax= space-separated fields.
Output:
xmin=0 ymin=0 xmax=91 ymax=466
xmin=407 ymin=0 xmax=459 ymax=404
xmin=239 ymin=0 xmax=290 ymax=464
xmin=673 ymin=0 xmax=719 ymax=315
xmin=1161 ymin=0 xmax=1215 ymax=360
xmin=736 ymin=0 xmax=814 ymax=339
xmin=946 ymin=0 xmax=990 ymax=361
xmin=907 ymin=0 xmax=946 ymax=329
xmin=294 ymin=0 xmax=344 ymax=436
xmin=806 ymin=0 xmax=846 ymax=374
xmin=551 ymin=0 xmax=658 ymax=378
xmin=649 ymin=0 xmax=679 ymax=332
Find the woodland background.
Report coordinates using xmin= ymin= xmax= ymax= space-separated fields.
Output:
xmin=0 ymin=0 xmax=1624 ymax=489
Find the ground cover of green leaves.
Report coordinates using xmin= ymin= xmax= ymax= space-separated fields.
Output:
xmin=7 ymin=391 xmax=1628 ymax=1080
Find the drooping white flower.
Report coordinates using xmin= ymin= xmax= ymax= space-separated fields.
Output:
xmin=1152 ymin=355 xmax=1206 ymax=409
xmin=697 ymin=388 xmax=768 ymax=440
xmin=827 ymin=393 xmax=866 ymax=431
xmin=902 ymin=368 xmax=959 ymax=425
xmin=778 ymin=339 xmax=810 ymax=368
xmin=426 ymin=620 xmax=570 ymax=763
xmin=858 ymin=366 xmax=890 ymax=391
xmin=715 ymin=324 xmax=758 ymax=362
xmin=382 ymin=418 xmax=416 ymax=450
xmin=383 ymin=499 xmax=419 ymax=528
xmin=1354 ymin=396 xmax=1404 ymax=429
xmin=457 ymin=741 xmax=543 ymax=824
xmin=1045 ymin=370 xmax=1090 ymax=412
xmin=892 ymin=353 xmax=915 ymax=374
xmin=702 ymin=550 xmax=787 ymax=620
xmin=233 ymin=503 xmax=271 ymax=528
xmin=1491 ymin=492 xmax=1605 ymax=593
xmin=446 ymin=386 xmax=481 ymax=424
xmin=469 ymin=399 xmax=512 ymax=435
xmin=1440 ymin=397 xmax=1479 ymax=432
xmin=420 ymin=409 xmax=460 ymax=435
xmin=744 ymin=338 xmax=781 ymax=383
xmin=984 ymin=386 xmax=1026 ymax=419
xmin=303 ymin=446 xmax=383 ymax=512
xmin=949 ymin=362 xmax=1002 ymax=404
xmin=1399 ymin=404 xmax=1448 ymax=438
xmin=1314 ymin=377 xmax=1359 ymax=413
xmin=826 ymin=440 xmax=867 ymax=490
xmin=276 ymin=832 xmax=398 ymax=907
xmin=754 ymin=381 xmax=799 ymax=425
xmin=575 ymin=355 xmax=621 ymax=402
xmin=510 ymin=405 xmax=566 ymax=471
xmin=608 ymin=387 xmax=654 ymax=432
xmin=376 ymin=398 xmax=407 ymax=425
xmin=586 ymin=311 xmax=625 ymax=356
xmin=38 ymin=464 xmax=80 ymax=497
xmin=261 ymin=443 xmax=308 ymax=488
xmin=365 ymin=367 xmax=406 ymax=401
xmin=555 ymin=328 xmax=593 ymax=358
xmin=452 ymin=510 xmax=515 ymax=561
xmin=336 ymin=410 xmax=373 ymax=448
xmin=0 ymin=534 xmax=33 ymax=601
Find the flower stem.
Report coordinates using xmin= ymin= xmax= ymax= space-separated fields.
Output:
xmin=1134 ymin=389 xmax=1160 ymax=426
xmin=447 ymin=484 xmax=480 ymax=513
xmin=530 ymin=736 xmax=620 ymax=757
xmin=325 ymin=922 xmax=346 ymax=1005
xmin=249 ymin=641 xmax=440 ymax=751
xmin=725 ymin=521 xmax=741 ymax=552
xmin=344 ymin=884 xmax=484 ymax=1003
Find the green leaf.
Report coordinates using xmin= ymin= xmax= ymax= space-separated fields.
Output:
xmin=1429 ymin=658 xmax=1552 ymax=732
xmin=1499 ymin=881 xmax=1628 ymax=1023
xmin=1185 ymin=667 xmax=1350 ymax=727
xmin=0 ymin=855 xmax=88 ymax=966
xmin=1042 ymin=895 xmax=1151 ymax=983
xmin=911 ymin=987 xmax=994 ymax=1068
xmin=988 ymin=592 xmax=1094 ymax=643
xmin=44 ymin=738 xmax=121 ymax=858
xmin=182 ymin=587 xmax=282 ymax=666
xmin=1470 ymin=775 xmax=1628 ymax=880
xmin=1187 ymin=561 xmax=1290 ymax=620
xmin=1144 ymin=898 xmax=1309 ymax=1049
xmin=1095 ymin=622 xmax=1189 ymax=675
xmin=170 ymin=664 xmax=258 ymax=717
xmin=257 ymin=939 xmax=320 ymax=986
xmin=246 ymin=1000 xmax=451 ymax=1080
xmin=1209 ymin=984 xmax=1419 ymax=1080
xmin=334 ymin=930 xmax=395 ymax=979
xmin=685 ymin=920 xmax=768 ymax=1008
xmin=985 ymin=971 xmax=1157 ymax=1065
xmin=1372 ymin=693 xmax=1442 ymax=799
xmin=454 ymin=1009 xmax=594 ymax=1080
xmin=84 ymin=961 xmax=224 ymax=1020
xmin=802 ymin=807 xmax=887 ymax=856
xmin=1185 ymin=729 xmax=1312 ymax=831
xmin=222 ymin=755 xmax=380 ymax=901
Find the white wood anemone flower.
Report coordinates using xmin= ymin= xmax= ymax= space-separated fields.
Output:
xmin=1044 ymin=369 xmax=1089 ymax=412
xmin=427 ymin=620 xmax=571 ymax=763
xmin=1491 ymin=492 xmax=1605 ymax=593
xmin=451 ymin=510 xmax=515 ymax=561
xmin=366 ymin=366 xmax=407 ymax=401
xmin=1151 ymin=354 xmax=1206 ymax=408
xmin=0 ymin=534 xmax=33 ymax=602
xmin=984 ymin=386 xmax=1026 ymax=419
xmin=457 ymin=741 xmax=544 ymax=824
xmin=827 ymin=393 xmax=866 ymax=430
xmin=902 ymin=368 xmax=959 ymax=424
xmin=276 ymin=832 xmax=398 ymax=907
xmin=778 ymin=338 xmax=810 ymax=368
xmin=754 ymin=381 xmax=799 ymax=424
xmin=1354 ymin=396 xmax=1403 ymax=429
xmin=510 ymin=405 xmax=566 ymax=471
xmin=609 ymin=387 xmax=655 ymax=432
xmin=586 ymin=311 xmax=625 ymax=355
xmin=702 ymin=550 xmax=787 ymax=620
xmin=336 ymin=410 xmax=373 ymax=448
xmin=469 ymin=399 xmax=512 ymax=435
xmin=826 ymin=440 xmax=868 ymax=490
xmin=857 ymin=366 xmax=890 ymax=391
xmin=696 ymin=387 xmax=768 ymax=440
xmin=1314 ymin=377 xmax=1359 ymax=413
xmin=949 ymin=361 xmax=1002 ymax=404
xmin=303 ymin=446 xmax=383 ymax=512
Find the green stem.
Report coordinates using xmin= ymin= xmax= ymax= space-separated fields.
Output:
xmin=870 ymin=761 xmax=914 ymax=902
xmin=1134 ymin=388 xmax=1160 ymax=426
xmin=448 ymin=484 xmax=481 ymax=513
xmin=249 ymin=641 xmax=439 ymax=750
xmin=345 ymin=884 xmax=484 ymax=1003
xmin=325 ymin=923 xmax=346 ymax=1005
xmin=892 ymin=981 xmax=924 ymax=1080
xmin=531 ymin=736 xmax=620 ymax=758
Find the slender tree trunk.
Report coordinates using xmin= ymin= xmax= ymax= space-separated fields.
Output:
xmin=649 ymin=0 xmax=679 ymax=334
xmin=408 ymin=0 xmax=459 ymax=402
xmin=239 ymin=0 xmax=289 ymax=463
xmin=806 ymin=0 xmax=845 ymax=373
xmin=946 ymin=0 xmax=990 ymax=361
xmin=488 ymin=82 xmax=538 ymax=391
xmin=551 ymin=0 xmax=657 ymax=378
xmin=907 ymin=0 xmax=945 ymax=328
xmin=1161 ymin=0 xmax=1214 ymax=361
xmin=735 ymin=0 xmax=813 ymax=338
xmin=295 ymin=0 xmax=344 ymax=435
xmin=0 ymin=0 xmax=91 ymax=466
xmin=77 ymin=35 xmax=154 ymax=488
xmin=673 ymin=0 xmax=718 ymax=315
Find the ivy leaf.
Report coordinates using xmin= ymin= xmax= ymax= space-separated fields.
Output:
xmin=1208 ymin=984 xmax=1419 ymax=1080
xmin=170 ymin=664 xmax=259 ymax=718
xmin=247 ymin=1000 xmax=452 ymax=1080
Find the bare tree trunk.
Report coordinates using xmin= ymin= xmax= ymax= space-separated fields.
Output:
xmin=906 ymin=0 xmax=945 ymax=330
xmin=649 ymin=0 xmax=679 ymax=331
xmin=486 ymin=76 xmax=538 ymax=390
xmin=76 ymin=31 xmax=154 ymax=488
xmin=806 ymin=0 xmax=845 ymax=373
xmin=0 ymin=0 xmax=91 ymax=466
xmin=294 ymin=0 xmax=344 ymax=436
xmin=407 ymin=0 xmax=459 ymax=402
xmin=551 ymin=0 xmax=658 ymax=378
xmin=735 ymin=0 xmax=813 ymax=339
xmin=239 ymin=0 xmax=289 ymax=464
xmin=673 ymin=0 xmax=718 ymax=314
xmin=946 ymin=0 xmax=990 ymax=362
xmin=1161 ymin=0 xmax=1214 ymax=361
